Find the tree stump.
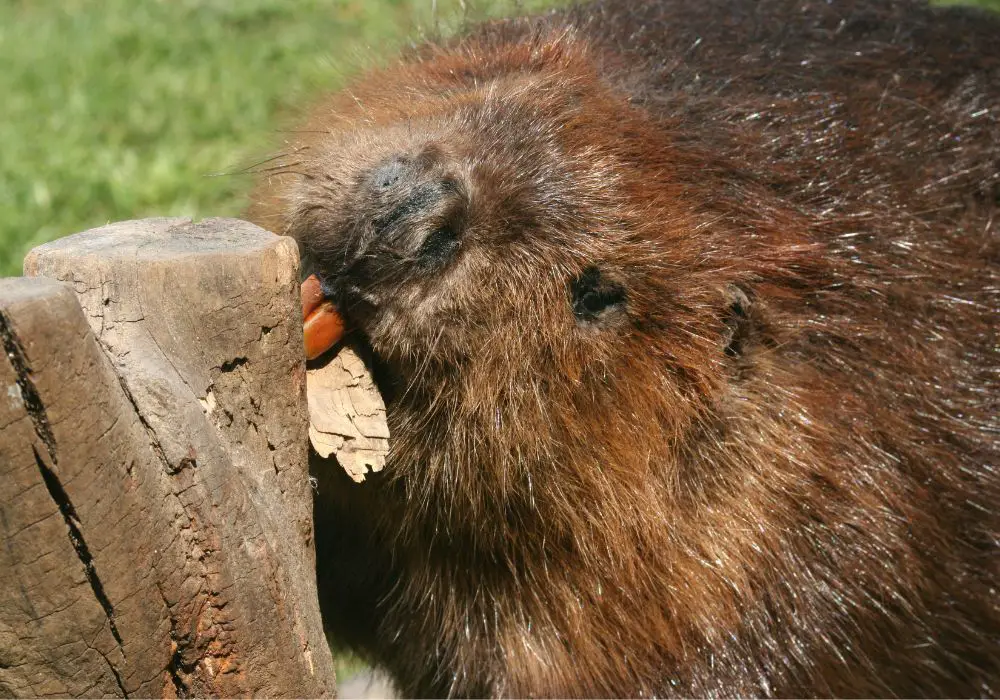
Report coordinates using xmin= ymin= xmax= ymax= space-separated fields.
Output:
xmin=1 ymin=218 xmax=336 ymax=697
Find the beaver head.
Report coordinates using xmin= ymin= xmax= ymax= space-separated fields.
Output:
xmin=251 ymin=37 xmax=817 ymax=558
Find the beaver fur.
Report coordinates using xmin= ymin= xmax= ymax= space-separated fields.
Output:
xmin=248 ymin=0 xmax=1000 ymax=695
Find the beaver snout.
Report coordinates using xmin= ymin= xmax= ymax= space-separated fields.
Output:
xmin=347 ymin=148 xmax=469 ymax=272
xmin=307 ymin=146 xmax=471 ymax=334
xmin=369 ymin=155 xmax=409 ymax=191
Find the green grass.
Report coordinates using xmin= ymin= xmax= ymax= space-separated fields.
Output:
xmin=0 ymin=0 xmax=553 ymax=275
xmin=938 ymin=0 xmax=1000 ymax=7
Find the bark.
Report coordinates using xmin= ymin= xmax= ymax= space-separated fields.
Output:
xmin=0 ymin=218 xmax=335 ymax=697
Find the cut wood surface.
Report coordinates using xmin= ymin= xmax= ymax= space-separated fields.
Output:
xmin=1 ymin=218 xmax=335 ymax=697
xmin=308 ymin=347 xmax=389 ymax=483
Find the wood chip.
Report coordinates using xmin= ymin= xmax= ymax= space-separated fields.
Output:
xmin=307 ymin=346 xmax=389 ymax=482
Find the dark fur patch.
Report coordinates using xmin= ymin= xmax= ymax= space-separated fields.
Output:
xmin=571 ymin=266 xmax=627 ymax=323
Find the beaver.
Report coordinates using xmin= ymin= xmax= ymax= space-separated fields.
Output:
xmin=248 ymin=0 xmax=1000 ymax=695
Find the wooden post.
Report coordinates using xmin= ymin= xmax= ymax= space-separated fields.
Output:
xmin=1 ymin=218 xmax=335 ymax=697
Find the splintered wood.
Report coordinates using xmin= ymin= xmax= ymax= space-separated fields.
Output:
xmin=308 ymin=347 xmax=389 ymax=483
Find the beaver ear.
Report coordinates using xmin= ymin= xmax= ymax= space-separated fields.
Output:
xmin=570 ymin=266 xmax=627 ymax=323
xmin=722 ymin=284 xmax=753 ymax=357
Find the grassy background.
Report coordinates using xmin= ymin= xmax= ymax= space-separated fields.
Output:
xmin=0 ymin=0 xmax=554 ymax=276
xmin=2 ymin=0 xmax=998 ymax=276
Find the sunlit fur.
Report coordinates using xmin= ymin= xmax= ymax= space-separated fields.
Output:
xmin=249 ymin=0 xmax=999 ymax=696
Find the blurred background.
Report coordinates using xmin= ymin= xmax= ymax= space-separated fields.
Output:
xmin=0 ymin=0 xmax=557 ymax=276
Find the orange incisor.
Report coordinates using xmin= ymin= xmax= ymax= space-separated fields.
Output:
xmin=301 ymin=274 xmax=345 ymax=360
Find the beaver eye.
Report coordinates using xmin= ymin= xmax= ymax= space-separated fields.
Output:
xmin=418 ymin=223 xmax=460 ymax=268
xmin=571 ymin=266 xmax=627 ymax=323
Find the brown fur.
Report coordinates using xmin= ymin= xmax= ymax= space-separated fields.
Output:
xmin=248 ymin=0 xmax=1000 ymax=696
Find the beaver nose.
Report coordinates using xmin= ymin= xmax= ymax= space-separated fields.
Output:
xmin=365 ymin=153 xmax=456 ymax=249
xmin=369 ymin=146 xmax=445 ymax=195
xmin=371 ymin=156 xmax=409 ymax=191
